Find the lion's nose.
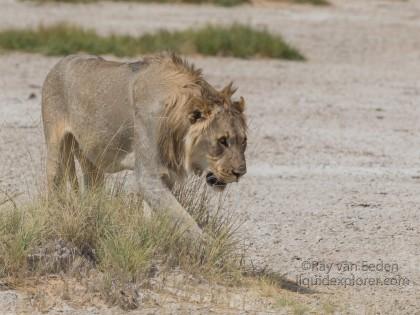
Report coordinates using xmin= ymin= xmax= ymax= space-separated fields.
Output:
xmin=232 ymin=167 xmax=247 ymax=179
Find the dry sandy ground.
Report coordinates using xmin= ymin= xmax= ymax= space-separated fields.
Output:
xmin=1 ymin=0 xmax=420 ymax=313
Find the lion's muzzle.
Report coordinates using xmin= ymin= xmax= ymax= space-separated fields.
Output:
xmin=206 ymin=172 xmax=227 ymax=190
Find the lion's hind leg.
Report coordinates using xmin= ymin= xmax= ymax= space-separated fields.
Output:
xmin=74 ymin=151 xmax=104 ymax=192
xmin=46 ymin=131 xmax=79 ymax=196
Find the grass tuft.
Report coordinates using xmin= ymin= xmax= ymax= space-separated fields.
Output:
xmin=0 ymin=24 xmax=304 ymax=60
xmin=0 ymin=179 xmax=244 ymax=287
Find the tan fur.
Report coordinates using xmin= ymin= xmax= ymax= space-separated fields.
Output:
xmin=42 ymin=53 xmax=247 ymax=238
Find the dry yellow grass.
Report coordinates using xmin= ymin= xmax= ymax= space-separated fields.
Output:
xmin=0 ymin=178 xmax=245 ymax=282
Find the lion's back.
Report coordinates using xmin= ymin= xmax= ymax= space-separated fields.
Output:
xmin=42 ymin=54 xmax=106 ymax=115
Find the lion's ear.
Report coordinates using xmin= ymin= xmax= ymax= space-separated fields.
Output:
xmin=221 ymin=81 xmax=237 ymax=98
xmin=232 ymin=96 xmax=245 ymax=113
xmin=188 ymin=99 xmax=213 ymax=124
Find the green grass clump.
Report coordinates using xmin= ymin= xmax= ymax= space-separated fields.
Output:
xmin=24 ymin=0 xmax=248 ymax=6
xmin=23 ymin=0 xmax=329 ymax=6
xmin=0 ymin=24 xmax=304 ymax=60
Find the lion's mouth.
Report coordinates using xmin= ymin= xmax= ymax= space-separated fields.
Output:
xmin=206 ymin=172 xmax=227 ymax=190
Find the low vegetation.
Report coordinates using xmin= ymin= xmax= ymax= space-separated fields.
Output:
xmin=24 ymin=0 xmax=247 ymax=6
xmin=0 ymin=24 xmax=305 ymax=60
xmin=23 ymin=0 xmax=329 ymax=6
xmin=0 ymin=179 xmax=243 ymax=284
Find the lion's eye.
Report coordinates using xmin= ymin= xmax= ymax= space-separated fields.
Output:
xmin=218 ymin=137 xmax=229 ymax=147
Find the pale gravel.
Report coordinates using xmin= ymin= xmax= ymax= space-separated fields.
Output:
xmin=1 ymin=0 xmax=420 ymax=314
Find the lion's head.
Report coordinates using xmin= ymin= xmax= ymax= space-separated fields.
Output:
xmin=157 ymin=55 xmax=247 ymax=190
xmin=184 ymin=83 xmax=247 ymax=190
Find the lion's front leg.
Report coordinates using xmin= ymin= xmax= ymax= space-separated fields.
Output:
xmin=135 ymin=155 xmax=203 ymax=240
xmin=133 ymin=103 xmax=202 ymax=240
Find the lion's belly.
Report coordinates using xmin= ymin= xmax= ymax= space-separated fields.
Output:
xmin=73 ymin=120 xmax=135 ymax=173
xmin=93 ymin=150 xmax=135 ymax=173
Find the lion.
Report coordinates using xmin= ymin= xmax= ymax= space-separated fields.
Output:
xmin=41 ymin=53 xmax=247 ymax=239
